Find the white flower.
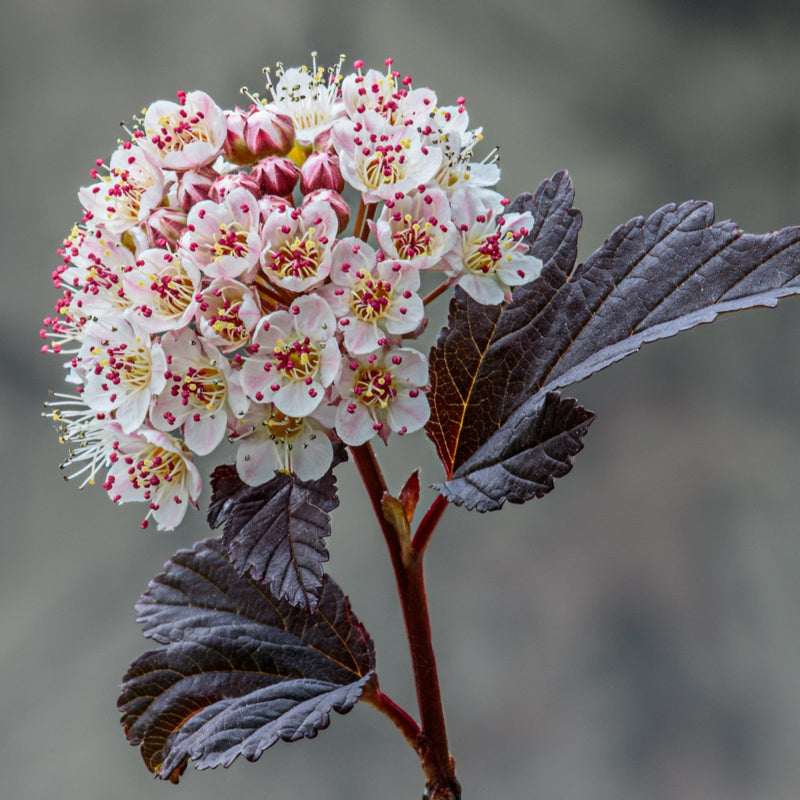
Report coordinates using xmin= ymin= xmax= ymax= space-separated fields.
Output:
xmin=78 ymin=144 xmax=165 ymax=234
xmin=341 ymin=63 xmax=437 ymax=128
xmin=320 ymin=238 xmax=423 ymax=353
xmin=140 ymin=90 xmax=227 ymax=171
xmin=76 ymin=319 xmax=166 ymax=434
xmin=334 ymin=346 xmax=429 ymax=445
xmin=152 ymin=328 xmax=248 ymax=455
xmin=265 ymin=57 xmax=346 ymax=145
xmin=122 ymin=248 xmax=201 ymax=333
xmin=371 ymin=186 xmax=456 ymax=269
xmin=52 ymin=225 xmax=138 ymax=329
xmin=332 ymin=110 xmax=442 ymax=202
xmin=428 ymin=105 xmax=500 ymax=192
xmin=179 ymin=187 xmax=263 ymax=280
xmin=43 ymin=395 xmax=121 ymax=489
xmin=233 ymin=403 xmax=334 ymax=484
xmin=443 ymin=185 xmax=542 ymax=304
xmin=261 ymin=200 xmax=338 ymax=292
xmin=195 ymin=278 xmax=261 ymax=352
xmin=241 ymin=295 xmax=340 ymax=418
xmin=104 ymin=426 xmax=201 ymax=530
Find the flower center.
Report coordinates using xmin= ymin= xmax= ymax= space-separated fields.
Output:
xmin=392 ymin=215 xmax=434 ymax=260
xmin=148 ymin=262 xmax=195 ymax=319
xmin=212 ymin=223 xmax=250 ymax=260
xmin=124 ymin=445 xmax=186 ymax=495
xmin=99 ymin=341 xmax=153 ymax=391
xmin=105 ymin=168 xmax=146 ymax=216
xmin=350 ymin=273 xmax=392 ymax=322
xmin=273 ymin=337 xmax=320 ymax=381
xmin=353 ymin=367 xmax=396 ymax=408
xmin=267 ymin=58 xmax=345 ymax=137
xmin=154 ymin=109 xmax=212 ymax=153
xmin=81 ymin=263 xmax=130 ymax=315
xmin=267 ymin=235 xmax=323 ymax=281
xmin=266 ymin=409 xmax=305 ymax=440
xmin=207 ymin=295 xmax=248 ymax=346
xmin=363 ymin=143 xmax=405 ymax=188
xmin=463 ymin=231 xmax=505 ymax=276
xmin=173 ymin=365 xmax=226 ymax=411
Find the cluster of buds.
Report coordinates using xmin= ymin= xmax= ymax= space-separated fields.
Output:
xmin=42 ymin=55 xmax=543 ymax=529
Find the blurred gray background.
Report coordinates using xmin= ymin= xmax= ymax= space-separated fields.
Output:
xmin=4 ymin=1 xmax=800 ymax=798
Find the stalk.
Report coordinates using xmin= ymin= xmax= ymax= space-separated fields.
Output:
xmin=350 ymin=443 xmax=460 ymax=799
xmin=422 ymin=280 xmax=452 ymax=307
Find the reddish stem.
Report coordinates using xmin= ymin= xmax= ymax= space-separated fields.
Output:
xmin=353 ymin=199 xmax=367 ymax=243
xmin=353 ymin=199 xmax=377 ymax=242
xmin=349 ymin=443 xmax=460 ymax=799
xmin=412 ymin=493 xmax=449 ymax=555
xmin=422 ymin=280 xmax=452 ymax=307
xmin=360 ymin=676 xmax=424 ymax=757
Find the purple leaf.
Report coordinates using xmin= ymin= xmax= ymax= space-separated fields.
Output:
xmin=208 ymin=464 xmax=339 ymax=612
xmin=436 ymin=393 xmax=595 ymax=511
xmin=428 ymin=170 xmax=800 ymax=509
xmin=518 ymin=197 xmax=800 ymax=397
xmin=118 ymin=538 xmax=375 ymax=783
xmin=426 ymin=171 xmax=584 ymax=477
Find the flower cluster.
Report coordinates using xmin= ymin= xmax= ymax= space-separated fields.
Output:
xmin=42 ymin=55 xmax=543 ymax=529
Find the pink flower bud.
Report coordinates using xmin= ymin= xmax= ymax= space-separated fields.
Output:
xmin=176 ymin=166 xmax=217 ymax=212
xmin=251 ymin=156 xmax=299 ymax=197
xmin=145 ymin=207 xmax=188 ymax=249
xmin=223 ymin=107 xmax=256 ymax=165
xmin=300 ymin=152 xmax=345 ymax=194
xmin=209 ymin=171 xmax=262 ymax=202
xmin=302 ymin=189 xmax=349 ymax=230
xmin=259 ymin=194 xmax=295 ymax=223
xmin=244 ymin=108 xmax=295 ymax=158
xmin=312 ymin=127 xmax=336 ymax=155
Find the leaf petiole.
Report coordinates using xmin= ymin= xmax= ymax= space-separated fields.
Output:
xmin=360 ymin=675 xmax=424 ymax=756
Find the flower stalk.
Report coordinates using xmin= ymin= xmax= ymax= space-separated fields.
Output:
xmin=421 ymin=280 xmax=452 ymax=307
xmin=349 ymin=443 xmax=460 ymax=799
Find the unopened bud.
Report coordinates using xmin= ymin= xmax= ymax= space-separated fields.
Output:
xmin=223 ymin=107 xmax=256 ymax=165
xmin=312 ymin=127 xmax=336 ymax=155
xmin=209 ymin=171 xmax=261 ymax=202
xmin=300 ymin=152 xmax=345 ymax=194
xmin=259 ymin=194 xmax=294 ymax=222
xmin=244 ymin=108 xmax=295 ymax=158
xmin=251 ymin=156 xmax=299 ymax=197
xmin=302 ymin=189 xmax=349 ymax=230
xmin=176 ymin=166 xmax=217 ymax=211
xmin=145 ymin=207 xmax=188 ymax=248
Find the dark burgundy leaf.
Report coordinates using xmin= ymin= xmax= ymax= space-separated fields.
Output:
xmin=507 ymin=169 xmax=583 ymax=280
xmin=517 ymin=199 xmax=800 ymax=397
xmin=428 ymin=171 xmax=800 ymax=509
xmin=426 ymin=170 xmax=582 ymax=477
xmin=208 ymin=464 xmax=338 ymax=613
xmin=436 ymin=393 xmax=595 ymax=511
xmin=118 ymin=538 xmax=375 ymax=783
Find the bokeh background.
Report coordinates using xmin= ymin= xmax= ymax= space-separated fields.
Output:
xmin=4 ymin=1 xmax=800 ymax=798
